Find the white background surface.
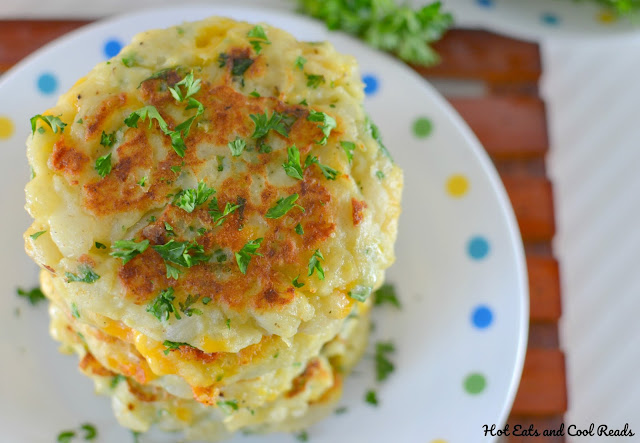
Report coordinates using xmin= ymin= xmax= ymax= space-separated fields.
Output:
xmin=1 ymin=0 xmax=639 ymax=440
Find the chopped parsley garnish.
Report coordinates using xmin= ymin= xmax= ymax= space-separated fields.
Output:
xmin=170 ymin=164 xmax=182 ymax=174
xmin=202 ymin=296 xmax=212 ymax=305
xmin=340 ymin=141 xmax=355 ymax=164
xmin=217 ymin=155 xmax=225 ymax=171
xmin=228 ymin=137 xmax=246 ymax=157
xmin=147 ymin=288 xmax=181 ymax=321
xmin=163 ymin=340 xmax=191 ymax=355
xmin=230 ymin=57 xmax=254 ymax=79
xmin=299 ymin=98 xmax=308 ymax=106
xmin=376 ymin=170 xmax=385 ymax=180
xmin=283 ymin=145 xmax=304 ymax=180
xmin=335 ymin=406 xmax=348 ymax=414
xmin=16 ymin=286 xmax=45 ymax=306
xmin=307 ymin=109 xmax=336 ymax=145
xmin=95 ymin=242 xmax=106 ymax=249
xmin=366 ymin=114 xmax=392 ymax=159
xmin=125 ymin=105 xmax=167 ymax=131
xmin=365 ymin=389 xmax=379 ymax=406
xmin=138 ymin=67 xmax=174 ymax=86
xmin=296 ymin=431 xmax=309 ymax=442
xmin=226 ymin=318 xmax=231 ymax=329
xmin=121 ymin=53 xmax=136 ymax=67
xmin=218 ymin=53 xmax=229 ymax=68
xmin=375 ymin=341 xmax=395 ymax=381
xmin=110 ymin=374 xmax=126 ymax=389
xmin=235 ymin=238 xmax=263 ymax=274
xmin=266 ymin=193 xmax=304 ymax=219
xmin=172 ymin=181 xmax=216 ymax=213
xmin=295 ymin=223 xmax=304 ymax=235
xmin=132 ymin=431 xmax=142 ymax=443
xmin=217 ymin=399 xmax=239 ymax=414
xmin=296 ymin=0 xmax=452 ymax=66
xmin=250 ymin=111 xmax=295 ymax=139
xmin=71 ymin=303 xmax=80 ymax=319
xmin=153 ymin=240 xmax=211 ymax=276
xmin=95 ymin=153 xmax=112 ymax=178
xmin=164 ymin=222 xmax=175 ymax=236
xmin=29 ymin=230 xmax=46 ymax=240
xmin=110 ymin=239 xmax=150 ymax=264
xmin=179 ymin=294 xmax=203 ymax=317
xmin=348 ymin=285 xmax=371 ymax=302
xmin=214 ymin=249 xmax=227 ymax=263
xmin=30 ymin=114 xmax=67 ymax=134
xmin=65 ymin=265 xmax=100 ymax=284
xmin=100 ymin=131 xmax=116 ymax=147
xmin=304 ymin=155 xmax=339 ymax=180
xmin=292 ymin=275 xmax=305 ymax=288
xmin=249 ymin=90 xmax=260 ymax=98
xmin=208 ymin=198 xmax=240 ymax=226
xmin=307 ymin=249 xmax=325 ymax=280
xmin=138 ymin=176 xmax=147 ymax=187
xmin=305 ymin=73 xmax=325 ymax=88
xmin=57 ymin=430 xmax=75 ymax=443
xmin=169 ymin=70 xmax=201 ymax=102
xmin=373 ymin=283 xmax=401 ymax=308
xmin=81 ymin=423 xmax=97 ymax=440
xmin=247 ymin=25 xmax=271 ymax=54
xmin=295 ymin=55 xmax=307 ymax=70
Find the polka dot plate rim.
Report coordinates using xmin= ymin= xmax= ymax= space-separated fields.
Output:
xmin=0 ymin=5 xmax=528 ymax=443
xmin=442 ymin=0 xmax=640 ymax=42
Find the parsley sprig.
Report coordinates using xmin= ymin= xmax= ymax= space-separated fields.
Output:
xmin=147 ymin=287 xmax=181 ymax=321
xmin=208 ymin=198 xmax=240 ymax=226
xmin=373 ymin=283 xmax=401 ymax=308
xmin=266 ymin=194 xmax=305 ymax=219
xmin=307 ymin=109 xmax=336 ymax=145
xmin=296 ymin=0 xmax=453 ymax=66
xmin=65 ymin=265 xmax=100 ymax=284
xmin=250 ymin=111 xmax=296 ymax=139
xmin=95 ymin=153 xmax=112 ymax=178
xmin=110 ymin=239 xmax=150 ymax=265
xmin=153 ymin=240 xmax=211 ymax=279
xmin=375 ymin=341 xmax=395 ymax=381
xmin=248 ymin=25 xmax=271 ymax=54
xmin=163 ymin=339 xmax=191 ymax=355
xmin=307 ymin=249 xmax=325 ymax=280
xmin=30 ymin=114 xmax=67 ymax=134
xmin=283 ymin=145 xmax=304 ymax=180
xmin=173 ymin=181 xmax=216 ymax=213
xmin=16 ymin=286 xmax=46 ymax=306
xmin=235 ymin=238 xmax=263 ymax=274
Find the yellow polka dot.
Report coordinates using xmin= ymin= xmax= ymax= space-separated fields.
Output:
xmin=597 ymin=10 xmax=617 ymax=24
xmin=0 ymin=116 xmax=14 ymax=140
xmin=446 ymin=174 xmax=469 ymax=198
xmin=430 ymin=440 xmax=448 ymax=443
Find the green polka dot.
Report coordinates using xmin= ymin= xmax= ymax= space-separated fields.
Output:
xmin=413 ymin=117 xmax=433 ymax=138
xmin=464 ymin=373 xmax=486 ymax=394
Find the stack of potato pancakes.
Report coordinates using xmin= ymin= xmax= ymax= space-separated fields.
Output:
xmin=24 ymin=17 xmax=402 ymax=440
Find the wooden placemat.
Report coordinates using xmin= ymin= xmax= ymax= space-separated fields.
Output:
xmin=0 ymin=21 xmax=567 ymax=441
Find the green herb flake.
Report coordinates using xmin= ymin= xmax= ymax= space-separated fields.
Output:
xmin=16 ymin=286 xmax=46 ymax=306
xmin=30 ymin=114 xmax=67 ymax=135
xmin=376 ymin=170 xmax=385 ymax=180
xmin=292 ymin=275 xmax=304 ymax=288
xmin=226 ymin=318 xmax=231 ymax=329
xmin=65 ymin=265 xmax=100 ymax=284
xmin=265 ymin=193 xmax=304 ymax=219
xmin=163 ymin=340 xmax=191 ymax=355
xmin=307 ymin=109 xmax=336 ymax=145
xmin=249 ymin=90 xmax=261 ymax=98
xmin=208 ymin=198 xmax=240 ymax=226
xmin=95 ymin=153 xmax=112 ymax=178
xmin=202 ymin=296 xmax=212 ymax=305
xmin=147 ymin=288 xmax=181 ymax=321
xmin=249 ymin=111 xmax=296 ymax=139
xmin=110 ymin=374 xmax=126 ymax=389
xmin=179 ymin=294 xmax=203 ymax=317
xmin=95 ymin=242 xmax=106 ymax=249
xmin=295 ymin=55 xmax=307 ymax=70
xmin=305 ymin=73 xmax=325 ymax=89
xmin=81 ymin=423 xmax=98 ymax=440
xmin=153 ymin=240 xmax=211 ymax=273
xmin=29 ymin=230 xmax=46 ymax=240
xmin=348 ymin=285 xmax=372 ymax=302
xmin=169 ymin=70 xmax=201 ymax=102
xmin=138 ymin=176 xmax=147 ymax=187
xmin=132 ymin=431 xmax=142 ymax=443
xmin=216 ymin=155 xmax=225 ymax=171
xmin=57 ymin=430 xmax=76 ymax=443
xmin=228 ymin=137 xmax=247 ymax=157
xmin=296 ymin=430 xmax=309 ymax=442
xmin=235 ymin=238 xmax=263 ymax=274
xmin=340 ymin=141 xmax=356 ymax=164
xmin=307 ymin=249 xmax=325 ymax=280
xmin=125 ymin=105 xmax=192 ymax=158
xmin=283 ymin=145 xmax=304 ymax=180
xmin=110 ymin=239 xmax=150 ymax=265
xmin=100 ymin=131 xmax=116 ymax=147
xmin=334 ymin=406 xmax=348 ymax=415
xmin=304 ymin=155 xmax=339 ymax=180
xmin=122 ymin=53 xmax=137 ymax=67
xmin=375 ymin=341 xmax=395 ymax=382
xmin=366 ymin=115 xmax=392 ymax=160
xmin=71 ymin=302 xmax=80 ymax=319
xmin=170 ymin=165 xmax=182 ymax=174
xmin=295 ymin=223 xmax=304 ymax=235
xmin=299 ymin=98 xmax=308 ymax=106
xmin=77 ymin=119 xmax=83 ymax=124
xmin=365 ymin=389 xmax=379 ymax=406
xmin=217 ymin=399 xmax=239 ymax=414
xmin=248 ymin=25 xmax=271 ymax=54
xmin=172 ymin=180 xmax=216 ymax=213
xmin=373 ymin=283 xmax=401 ymax=308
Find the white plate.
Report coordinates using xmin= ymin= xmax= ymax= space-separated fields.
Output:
xmin=0 ymin=6 xmax=527 ymax=443
xmin=443 ymin=0 xmax=639 ymax=41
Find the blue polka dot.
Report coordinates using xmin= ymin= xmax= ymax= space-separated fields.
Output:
xmin=541 ymin=13 xmax=561 ymax=26
xmin=103 ymin=39 xmax=123 ymax=58
xmin=468 ymin=236 xmax=490 ymax=260
xmin=475 ymin=0 xmax=494 ymax=7
xmin=362 ymin=74 xmax=379 ymax=96
xmin=36 ymin=73 xmax=57 ymax=95
xmin=471 ymin=305 xmax=493 ymax=329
